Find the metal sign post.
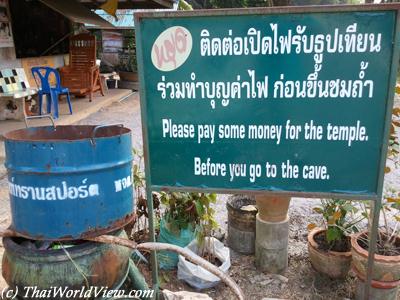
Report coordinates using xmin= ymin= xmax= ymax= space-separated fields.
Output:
xmin=365 ymin=198 xmax=382 ymax=299
xmin=135 ymin=4 xmax=400 ymax=299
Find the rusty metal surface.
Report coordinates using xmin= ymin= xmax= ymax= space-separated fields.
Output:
xmin=227 ymin=195 xmax=257 ymax=232
xmin=8 ymin=213 xmax=136 ymax=241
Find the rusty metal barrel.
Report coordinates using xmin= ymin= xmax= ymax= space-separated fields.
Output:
xmin=4 ymin=124 xmax=134 ymax=240
xmin=227 ymin=194 xmax=257 ymax=254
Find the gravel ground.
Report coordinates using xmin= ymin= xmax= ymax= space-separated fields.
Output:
xmin=0 ymin=92 xmax=398 ymax=299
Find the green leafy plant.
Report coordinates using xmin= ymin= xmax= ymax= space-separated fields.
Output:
xmin=193 ymin=193 xmax=218 ymax=248
xmin=127 ymin=148 xmax=160 ymax=240
xmin=309 ymin=199 xmax=364 ymax=249
xmin=359 ymin=190 xmax=400 ymax=256
xmin=159 ymin=191 xmax=220 ymax=261
xmin=159 ymin=192 xmax=217 ymax=242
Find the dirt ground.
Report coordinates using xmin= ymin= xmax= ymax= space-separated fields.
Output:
xmin=0 ymin=92 xmax=397 ymax=299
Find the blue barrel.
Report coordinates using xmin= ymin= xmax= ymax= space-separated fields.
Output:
xmin=4 ymin=125 xmax=134 ymax=240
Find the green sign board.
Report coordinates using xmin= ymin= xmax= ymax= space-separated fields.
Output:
xmin=135 ymin=5 xmax=400 ymax=199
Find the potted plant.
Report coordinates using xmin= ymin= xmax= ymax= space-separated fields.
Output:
xmin=351 ymin=106 xmax=400 ymax=299
xmin=308 ymin=199 xmax=364 ymax=278
xmin=157 ymin=192 xmax=217 ymax=270
xmin=177 ymin=193 xmax=231 ymax=290
xmin=351 ymin=195 xmax=400 ymax=298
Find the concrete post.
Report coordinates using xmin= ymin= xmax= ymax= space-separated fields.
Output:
xmin=255 ymin=214 xmax=289 ymax=274
xmin=255 ymin=195 xmax=291 ymax=274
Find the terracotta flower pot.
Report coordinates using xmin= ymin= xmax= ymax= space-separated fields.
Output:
xmin=354 ymin=276 xmax=400 ymax=300
xmin=351 ymin=231 xmax=400 ymax=282
xmin=307 ymin=227 xmax=352 ymax=278
xmin=255 ymin=195 xmax=290 ymax=222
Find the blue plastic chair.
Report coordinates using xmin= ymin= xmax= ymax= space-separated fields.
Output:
xmin=31 ymin=66 xmax=72 ymax=119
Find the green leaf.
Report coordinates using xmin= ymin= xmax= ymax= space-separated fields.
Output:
xmin=326 ymin=227 xmax=341 ymax=243
xmin=195 ymin=201 xmax=204 ymax=216
xmin=209 ymin=193 xmax=217 ymax=203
